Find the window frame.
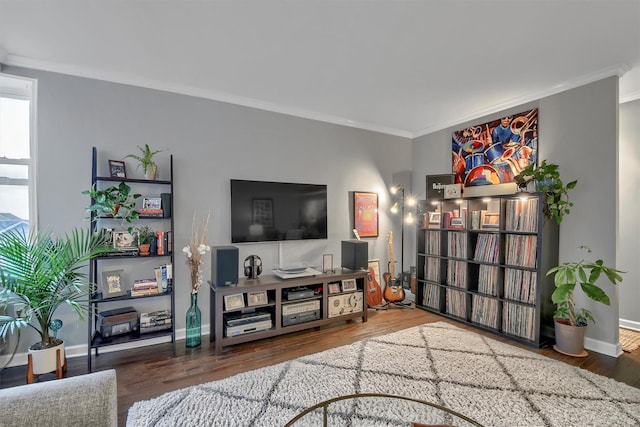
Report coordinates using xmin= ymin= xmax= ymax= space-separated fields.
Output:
xmin=0 ymin=73 xmax=37 ymax=232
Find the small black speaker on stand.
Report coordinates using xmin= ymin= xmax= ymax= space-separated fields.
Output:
xmin=341 ymin=240 xmax=368 ymax=271
xmin=211 ymin=246 xmax=239 ymax=287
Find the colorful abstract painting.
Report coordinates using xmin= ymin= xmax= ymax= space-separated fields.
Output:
xmin=452 ymin=108 xmax=538 ymax=187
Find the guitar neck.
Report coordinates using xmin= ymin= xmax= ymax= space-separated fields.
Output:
xmin=387 ymin=232 xmax=395 ymax=278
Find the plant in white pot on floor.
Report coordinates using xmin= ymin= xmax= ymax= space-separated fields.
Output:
xmin=547 ymin=245 xmax=624 ymax=357
xmin=0 ymin=227 xmax=112 ymax=382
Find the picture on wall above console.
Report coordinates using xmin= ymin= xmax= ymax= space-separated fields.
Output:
xmin=353 ymin=191 xmax=378 ymax=237
xmin=451 ymin=108 xmax=538 ymax=187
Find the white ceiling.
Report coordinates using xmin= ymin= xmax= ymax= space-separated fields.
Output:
xmin=0 ymin=0 xmax=638 ymax=138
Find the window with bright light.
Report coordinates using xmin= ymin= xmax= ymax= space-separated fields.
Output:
xmin=0 ymin=74 xmax=34 ymax=235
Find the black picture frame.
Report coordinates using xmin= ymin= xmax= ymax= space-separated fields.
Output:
xmin=109 ymin=160 xmax=127 ymax=178
xmin=101 ymin=269 xmax=127 ymax=298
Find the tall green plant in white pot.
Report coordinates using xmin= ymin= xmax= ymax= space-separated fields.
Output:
xmin=0 ymin=227 xmax=112 ymax=382
xmin=547 ymin=246 xmax=624 ymax=357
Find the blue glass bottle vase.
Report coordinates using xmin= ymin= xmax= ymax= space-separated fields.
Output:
xmin=185 ymin=293 xmax=202 ymax=347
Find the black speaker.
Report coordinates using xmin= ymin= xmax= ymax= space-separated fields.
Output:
xmin=341 ymin=240 xmax=368 ymax=271
xmin=211 ymin=246 xmax=239 ymax=286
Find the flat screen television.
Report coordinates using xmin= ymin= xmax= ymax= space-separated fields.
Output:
xmin=230 ymin=179 xmax=328 ymax=243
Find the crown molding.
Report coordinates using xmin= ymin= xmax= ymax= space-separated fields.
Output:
xmin=413 ymin=63 xmax=633 ymax=138
xmin=3 ymin=54 xmax=413 ymax=139
xmin=3 ymin=53 xmax=633 ymax=140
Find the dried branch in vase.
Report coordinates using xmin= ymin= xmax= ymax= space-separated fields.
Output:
xmin=183 ymin=211 xmax=211 ymax=294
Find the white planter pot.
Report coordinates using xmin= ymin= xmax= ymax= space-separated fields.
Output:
xmin=28 ymin=340 xmax=65 ymax=375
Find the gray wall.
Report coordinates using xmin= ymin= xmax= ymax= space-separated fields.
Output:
xmin=3 ymin=66 xmax=412 ymax=356
xmin=413 ymin=77 xmax=623 ymax=355
xmin=2 ymin=65 xmax=630 ymax=360
xmin=619 ymin=99 xmax=640 ymax=329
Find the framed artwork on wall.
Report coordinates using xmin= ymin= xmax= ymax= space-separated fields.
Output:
xmin=451 ymin=108 xmax=538 ymax=187
xmin=353 ymin=191 xmax=378 ymax=238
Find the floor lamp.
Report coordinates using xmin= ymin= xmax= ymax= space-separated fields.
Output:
xmin=390 ymin=185 xmax=415 ymax=295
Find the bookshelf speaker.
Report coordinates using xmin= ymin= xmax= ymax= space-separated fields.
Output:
xmin=211 ymin=246 xmax=239 ymax=286
xmin=341 ymin=240 xmax=368 ymax=271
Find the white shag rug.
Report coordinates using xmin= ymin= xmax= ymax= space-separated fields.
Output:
xmin=127 ymin=322 xmax=640 ymax=427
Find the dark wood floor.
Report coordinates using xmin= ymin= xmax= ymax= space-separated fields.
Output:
xmin=1 ymin=308 xmax=639 ymax=427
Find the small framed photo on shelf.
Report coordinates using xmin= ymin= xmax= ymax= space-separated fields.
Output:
xmin=142 ymin=197 xmax=162 ymax=209
xmin=322 ymin=254 xmax=334 ymax=273
xmin=112 ymin=231 xmax=137 ymax=251
xmin=101 ymin=270 xmax=126 ymax=298
xmin=108 ymin=160 xmax=126 ymax=178
xmin=328 ymin=283 xmax=341 ymax=294
xmin=428 ymin=212 xmax=441 ymax=228
xmin=224 ymin=293 xmax=245 ymax=311
xmin=481 ymin=212 xmax=500 ymax=230
xmin=341 ymin=278 xmax=357 ymax=292
xmin=246 ymin=291 xmax=268 ymax=307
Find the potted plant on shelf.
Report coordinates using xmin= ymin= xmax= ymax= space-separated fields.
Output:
xmin=136 ymin=226 xmax=154 ymax=256
xmin=83 ymin=181 xmax=141 ymax=233
xmin=0 ymin=227 xmax=112 ymax=382
xmin=547 ymin=245 xmax=624 ymax=357
xmin=514 ymin=159 xmax=577 ymax=224
xmin=124 ymin=144 xmax=163 ymax=180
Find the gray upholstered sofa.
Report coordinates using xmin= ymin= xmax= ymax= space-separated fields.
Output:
xmin=0 ymin=369 xmax=117 ymax=427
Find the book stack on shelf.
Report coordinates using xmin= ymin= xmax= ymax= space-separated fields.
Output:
xmin=131 ymin=279 xmax=160 ymax=297
xmin=140 ymin=310 xmax=172 ymax=334
xmin=137 ymin=208 xmax=163 ymax=217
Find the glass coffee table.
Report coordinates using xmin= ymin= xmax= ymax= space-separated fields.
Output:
xmin=285 ymin=393 xmax=483 ymax=426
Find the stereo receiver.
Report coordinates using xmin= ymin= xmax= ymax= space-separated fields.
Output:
xmin=98 ymin=306 xmax=138 ymax=338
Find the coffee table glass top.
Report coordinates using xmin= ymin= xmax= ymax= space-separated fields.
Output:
xmin=285 ymin=393 xmax=484 ymax=426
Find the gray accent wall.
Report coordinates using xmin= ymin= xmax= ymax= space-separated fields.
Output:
xmin=2 ymin=65 xmax=630 ymax=360
xmin=413 ymin=77 xmax=622 ymax=355
xmin=619 ymin=99 xmax=640 ymax=329
xmin=2 ymin=66 xmax=412 ymax=355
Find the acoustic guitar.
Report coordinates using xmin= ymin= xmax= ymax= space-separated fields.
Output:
xmin=366 ymin=266 xmax=383 ymax=307
xmin=354 ymin=228 xmax=383 ymax=307
xmin=383 ymin=231 xmax=405 ymax=303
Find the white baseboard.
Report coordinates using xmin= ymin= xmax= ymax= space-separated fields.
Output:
xmin=619 ymin=318 xmax=640 ymax=331
xmin=0 ymin=324 xmax=211 ymax=369
xmin=584 ymin=336 xmax=623 ymax=358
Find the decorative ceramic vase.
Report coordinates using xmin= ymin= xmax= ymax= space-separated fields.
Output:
xmin=145 ymin=164 xmax=157 ymax=180
xmin=185 ymin=293 xmax=202 ymax=347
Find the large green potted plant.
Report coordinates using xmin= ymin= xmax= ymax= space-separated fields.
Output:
xmin=514 ymin=159 xmax=577 ymax=224
xmin=124 ymin=144 xmax=163 ymax=180
xmin=547 ymin=246 xmax=624 ymax=356
xmin=83 ymin=181 xmax=141 ymax=233
xmin=0 ymin=227 xmax=112 ymax=380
